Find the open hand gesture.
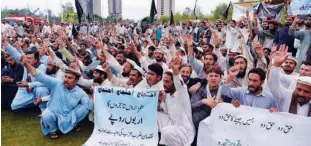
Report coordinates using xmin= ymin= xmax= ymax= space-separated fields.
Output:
xmin=272 ymin=44 xmax=288 ymax=67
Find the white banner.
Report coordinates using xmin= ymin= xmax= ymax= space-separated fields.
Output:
xmin=289 ymin=0 xmax=311 ymax=15
xmin=198 ymin=103 xmax=311 ymax=146
xmin=83 ymin=86 xmax=158 ymax=146
xmin=232 ymin=3 xmax=260 ymax=21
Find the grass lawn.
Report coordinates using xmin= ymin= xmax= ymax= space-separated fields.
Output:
xmin=1 ymin=107 xmax=93 ymax=146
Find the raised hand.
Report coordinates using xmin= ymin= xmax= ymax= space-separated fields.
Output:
xmin=252 ymin=41 xmax=264 ymax=58
xmin=272 ymin=44 xmax=288 ymax=67
xmin=228 ymin=66 xmax=240 ymax=78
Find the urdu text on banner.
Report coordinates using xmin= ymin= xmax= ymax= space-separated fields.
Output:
xmin=289 ymin=0 xmax=311 ymax=15
xmin=197 ymin=103 xmax=311 ymax=146
xmin=83 ymin=86 xmax=158 ymax=146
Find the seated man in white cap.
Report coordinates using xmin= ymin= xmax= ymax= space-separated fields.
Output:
xmin=281 ymin=56 xmax=299 ymax=76
xmin=77 ymin=65 xmax=111 ymax=88
xmin=21 ymin=58 xmax=93 ymax=139
xmin=101 ymin=46 xmax=137 ymax=80
xmin=158 ymin=57 xmax=195 ymax=146
xmin=132 ymin=44 xmax=169 ymax=74
xmin=268 ymin=47 xmax=311 ymax=117
xmin=33 ymin=58 xmax=65 ymax=109
xmin=106 ymin=63 xmax=149 ymax=89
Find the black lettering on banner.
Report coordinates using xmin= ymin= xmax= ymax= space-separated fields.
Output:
xmin=106 ymin=100 xmax=144 ymax=113
xmin=217 ymin=139 xmax=241 ymax=146
xmin=97 ymin=128 xmax=154 ymax=140
xmin=218 ymin=114 xmax=254 ymax=126
xmin=98 ymin=140 xmax=145 ymax=146
xmin=299 ymin=4 xmax=311 ymax=11
xmin=108 ymin=114 xmax=143 ymax=125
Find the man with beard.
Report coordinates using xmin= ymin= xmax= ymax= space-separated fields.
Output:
xmin=269 ymin=45 xmax=311 ymax=90
xmin=289 ymin=15 xmax=311 ymax=69
xmin=179 ymin=64 xmax=207 ymax=96
xmin=107 ymin=63 xmax=148 ymax=89
xmin=104 ymin=46 xmax=138 ymax=79
xmin=273 ymin=15 xmax=296 ymax=56
xmin=281 ymin=56 xmax=298 ymax=76
xmin=269 ymin=47 xmax=311 ymax=117
xmin=253 ymin=12 xmax=276 ymax=49
xmin=3 ymin=41 xmax=48 ymax=111
xmin=1 ymin=54 xmax=24 ymax=109
xmin=78 ymin=65 xmax=111 ymax=88
xmin=187 ymin=36 xmax=218 ymax=79
xmin=133 ymin=42 xmax=169 ymax=73
xmin=32 ymin=59 xmax=65 ymax=109
xmin=225 ymin=55 xmax=250 ymax=87
xmin=146 ymin=46 xmax=156 ymax=64
xmin=115 ymin=51 xmax=126 ymax=65
xmin=22 ymin=59 xmax=93 ymax=139
xmin=222 ymin=67 xmax=278 ymax=109
xmin=157 ymin=57 xmax=195 ymax=146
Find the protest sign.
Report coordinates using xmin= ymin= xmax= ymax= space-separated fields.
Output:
xmin=289 ymin=0 xmax=311 ymax=15
xmin=83 ymin=86 xmax=158 ymax=146
xmin=197 ymin=103 xmax=311 ymax=146
xmin=257 ymin=3 xmax=284 ymax=20
xmin=232 ymin=2 xmax=260 ymax=21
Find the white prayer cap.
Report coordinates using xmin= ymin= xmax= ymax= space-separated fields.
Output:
xmin=234 ymin=55 xmax=247 ymax=60
xmin=48 ymin=59 xmax=57 ymax=67
xmin=286 ymin=56 xmax=298 ymax=65
xmin=196 ymin=47 xmax=203 ymax=53
xmin=95 ymin=65 xmax=105 ymax=73
xmin=133 ymin=66 xmax=145 ymax=76
xmin=296 ymin=76 xmax=311 ymax=87
xmin=230 ymin=47 xmax=242 ymax=54
xmin=154 ymin=49 xmax=165 ymax=55
xmin=126 ymin=58 xmax=137 ymax=67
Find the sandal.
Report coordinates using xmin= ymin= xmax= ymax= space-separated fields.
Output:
xmin=49 ymin=132 xmax=59 ymax=139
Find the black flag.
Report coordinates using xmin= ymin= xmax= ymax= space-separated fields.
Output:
xmin=150 ymin=0 xmax=157 ymax=22
xmin=223 ymin=2 xmax=232 ymax=19
xmin=193 ymin=0 xmax=198 ymax=16
xmin=170 ymin=10 xmax=174 ymax=25
xmin=75 ymin=0 xmax=83 ymax=23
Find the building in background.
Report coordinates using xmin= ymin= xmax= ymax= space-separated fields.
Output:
xmin=93 ymin=0 xmax=102 ymax=17
xmin=108 ymin=0 xmax=122 ymax=19
xmin=157 ymin=0 xmax=175 ymax=18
